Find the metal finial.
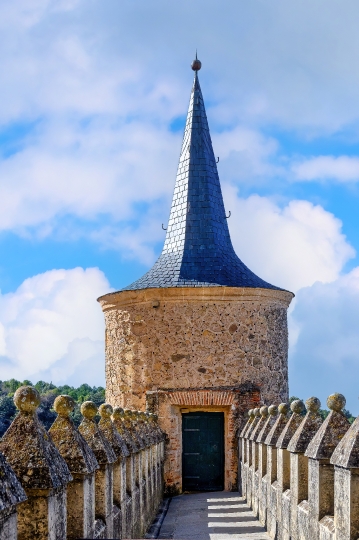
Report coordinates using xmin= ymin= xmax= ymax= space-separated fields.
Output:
xmin=191 ymin=52 xmax=201 ymax=71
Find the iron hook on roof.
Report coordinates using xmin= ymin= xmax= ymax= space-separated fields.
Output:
xmin=162 ymin=224 xmax=167 ymax=231
xmin=225 ymin=211 xmax=231 ymax=219
xmin=216 ymin=157 xmax=219 ymax=163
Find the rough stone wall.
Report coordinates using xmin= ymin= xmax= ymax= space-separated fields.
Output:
xmin=146 ymin=386 xmax=260 ymax=493
xmin=100 ymin=287 xmax=293 ymax=411
xmin=99 ymin=286 xmax=292 ymax=493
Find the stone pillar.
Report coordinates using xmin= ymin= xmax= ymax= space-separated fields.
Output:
xmin=131 ymin=411 xmax=150 ymax=537
xmin=112 ymin=407 xmax=138 ymax=539
xmin=78 ymin=401 xmax=117 ymax=538
xmin=240 ymin=409 xmax=254 ymax=498
xmin=0 ymin=451 xmax=27 ymax=540
xmin=123 ymin=409 xmax=144 ymax=538
xmin=140 ymin=412 xmax=156 ymax=523
xmin=304 ymin=393 xmax=350 ymax=540
xmin=276 ymin=399 xmax=306 ymax=540
xmin=137 ymin=412 xmax=154 ymax=531
xmin=49 ymin=395 xmax=99 ymax=540
xmin=245 ymin=408 xmax=261 ymax=506
xmin=250 ymin=406 xmax=269 ymax=515
xmin=149 ymin=412 xmax=165 ymax=511
xmin=265 ymin=403 xmax=290 ymax=539
xmin=287 ymin=396 xmax=323 ymax=540
xmin=331 ymin=413 xmax=359 ymax=540
xmin=256 ymin=405 xmax=279 ymax=527
xmin=238 ymin=409 xmax=252 ymax=495
xmin=98 ymin=403 xmax=131 ymax=539
xmin=0 ymin=386 xmax=72 ymax=540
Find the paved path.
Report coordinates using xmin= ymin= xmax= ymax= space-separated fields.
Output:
xmin=158 ymin=492 xmax=270 ymax=539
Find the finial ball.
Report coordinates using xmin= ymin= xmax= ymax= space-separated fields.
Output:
xmin=290 ymin=399 xmax=305 ymax=415
xmin=260 ymin=406 xmax=268 ymax=417
xmin=268 ymin=405 xmax=278 ymax=416
xmin=278 ymin=403 xmax=289 ymax=415
xmin=112 ymin=406 xmax=124 ymax=419
xmin=99 ymin=403 xmax=113 ymax=418
xmin=305 ymin=396 xmax=321 ymax=413
xmin=14 ymin=386 xmax=41 ymax=413
xmin=81 ymin=401 xmax=98 ymax=419
xmin=191 ymin=58 xmax=202 ymax=71
xmin=327 ymin=393 xmax=346 ymax=412
xmin=253 ymin=408 xmax=260 ymax=417
xmin=54 ymin=395 xmax=75 ymax=417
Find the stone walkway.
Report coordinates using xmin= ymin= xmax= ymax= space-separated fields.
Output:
xmin=158 ymin=492 xmax=270 ymax=539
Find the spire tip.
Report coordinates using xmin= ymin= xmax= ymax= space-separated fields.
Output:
xmin=191 ymin=52 xmax=201 ymax=71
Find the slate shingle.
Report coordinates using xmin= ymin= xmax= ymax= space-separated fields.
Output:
xmin=123 ymin=73 xmax=282 ymax=291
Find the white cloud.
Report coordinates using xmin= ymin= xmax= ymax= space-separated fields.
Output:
xmin=0 ymin=0 xmax=357 ymax=131
xmin=289 ymin=267 xmax=359 ymax=415
xmin=0 ymin=118 xmax=179 ymax=233
xmin=293 ymin=156 xmax=359 ymax=182
xmin=0 ymin=267 xmax=110 ymax=386
xmin=0 ymin=0 xmax=359 ymax=250
xmin=223 ymin=187 xmax=355 ymax=293
xmin=214 ymin=127 xmax=282 ymax=186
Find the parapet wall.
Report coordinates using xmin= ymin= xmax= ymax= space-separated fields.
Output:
xmin=0 ymin=386 xmax=166 ymax=540
xmin=239 ymin=394 xmax=359 ymax=540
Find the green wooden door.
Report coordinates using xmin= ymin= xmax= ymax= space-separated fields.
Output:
xmin=182 ymin=412 xmax=224 ymax=491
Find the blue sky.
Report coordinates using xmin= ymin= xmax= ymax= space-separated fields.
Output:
xmin=1 ymin=0 xmax=359 ymax=413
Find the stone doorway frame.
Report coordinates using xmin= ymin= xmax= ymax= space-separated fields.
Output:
xmin=146 ymin=384 xmax=260 ymax=495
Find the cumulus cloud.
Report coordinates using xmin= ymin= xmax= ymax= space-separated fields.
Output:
xmin=0 ymin=119 xmax=179 ymax=233
xmin=293 ymin=156 xmax=359 ymax=182
xmin=214 ymin=127 xmax=282 ymax=186
xmin=289 ymin=268 xmax=359 ymax=415
xmin=1 ymin=0 xmax=359 ymax=250
xmin=2 ymin=0 xmax=359 ymax=131
xmin=223 ymin=187 xmax=355 ymax=292
xmin=0 ymin=0 xmax=359 ymax=406
xmin=0 ymin=267 xmax=110 ymax=386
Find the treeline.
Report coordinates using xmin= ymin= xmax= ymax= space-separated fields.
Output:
xmin=0 ymin=379 xmax=105 ymax=436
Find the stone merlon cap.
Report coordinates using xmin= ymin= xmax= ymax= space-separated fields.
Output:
xmin=240 ymin=410 xmax=254 ymax=438
xmin=265 ymin=403 xmax=289 ymax=446
xmin=244 ymin=409 xmax=260 ymax=439
xmin=49 ymin=395 xmax=99 ymax=475
xmin=112 ymin=408 xmax=139 ymax=454
xmin=331 ymin=415 xmax=359 ymax=468
xmin=123 ymin=410 xmax=146 ymax=450
xmin=98 ymin=404 xmax=130 ymax=459
xmin=99 ymin=59 xmax=294 ymax=295
xmin=0 ymin=451 xmax=27 ymax=510
xmin=78 ymin=401 xmax=117 ymax=465
xmin=256 ymin=405 xmax=278 ymax=443
xmin=250 ymin=407 xmax=268 ymax=441
xmin=305 ymin=393 xmax=350 ymax=460
xmin=287 ymin=397 xmax=323 ymax=454
xmin=276 ymin=400 xmax=305 ymax=449
xmin=0 ymin=386 xmax=72 ymax=490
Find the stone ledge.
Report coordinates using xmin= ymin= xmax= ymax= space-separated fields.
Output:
xmin=98 ymin=286 xmax=294 ymax=310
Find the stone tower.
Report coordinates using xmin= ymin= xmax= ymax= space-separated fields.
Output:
xmin=98 ymin=58 xmax=294 ymax=493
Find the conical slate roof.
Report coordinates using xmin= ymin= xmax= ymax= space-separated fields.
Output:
xmin=124 ymin=63 xmax=280 ymax=291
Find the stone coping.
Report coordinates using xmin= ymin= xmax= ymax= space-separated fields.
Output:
xmin=98 ymin=286 xmax=294 ymax=310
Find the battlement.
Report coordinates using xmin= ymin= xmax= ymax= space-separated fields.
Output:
xmin=239 ymin=394 xmax=359 ymax=540
xmin=0 ymin=386 xmax=166 ymax=540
